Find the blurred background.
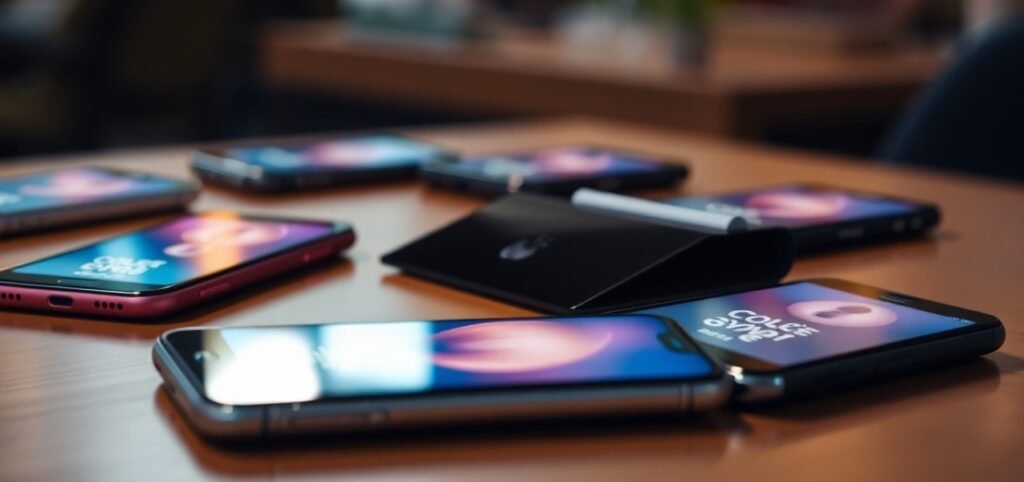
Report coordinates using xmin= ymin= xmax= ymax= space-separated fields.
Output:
xmin=1 ymin=0 xmax=1022 ymax=180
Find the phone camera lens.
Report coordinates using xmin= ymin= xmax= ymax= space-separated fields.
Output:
xmin=193 ymin=350 xmax=219 ymax=362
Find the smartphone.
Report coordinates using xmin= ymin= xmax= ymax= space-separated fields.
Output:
xmin=631 ymin=279 xmax=1004 ymax=401
xmin=421 ymin=145 xmax=689 ymax=196
xmin=152 ymin=314 xmax=730 ymax=438
xmin=661 ymin=184 xmax=940 ymax=251
xmin=0 ymin=212 xmax=355 ymax=319
xmin=191 ymin=134 xmax=454 ymax=192
xmin=0 ymin=167 xmax=198 ymax=237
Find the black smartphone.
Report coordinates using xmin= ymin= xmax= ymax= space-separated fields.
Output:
xmin=421 ymin=145 xmax=688 ymax=196
xmin=153 ymin=314 xmax=731 ymax=439
xmin=660 ymin=183 xmax=940 ymax=251
xmin=191 ymin=134 xmax=454 ymax=192
xmin=630 ymin=279 xmax=1004 ymax=401
xmin=0 ymin=167 xmax=198 ymax=237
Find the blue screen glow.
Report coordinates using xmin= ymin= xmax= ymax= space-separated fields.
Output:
xmin=455 ymin=146 xmax=664 ymax=182
xmin=0 ymin=168 xmax=183 ymax=214
xmin=227 ymin=136 xmax=444 ymax=172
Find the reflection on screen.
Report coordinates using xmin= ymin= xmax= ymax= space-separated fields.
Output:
xmin=0 ymin=168 xmax=183 ymax=214
xmin=184 ymin=316 xmax=714 ymax=405
xmin=12 ymin=213 xmax=333 ymax=286
xmin=226 ymin=136 xmax=443 ymax=172
xmin=460 ymin=147 xmax=663 ymax=182
xmin=663 ymin=185 xmax=920 ymax=228
xmin=637 ymin=282 xmax=974 ymax=367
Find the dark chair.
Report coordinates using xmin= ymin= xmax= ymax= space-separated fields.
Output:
xmin=0 ymin=0 xmax=240 ymax=154
xmin=879 ymin=14 xmax=1024 ymax=182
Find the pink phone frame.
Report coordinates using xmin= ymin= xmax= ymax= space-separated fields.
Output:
xmin=0 ymin=229 xmax=355 ymax=319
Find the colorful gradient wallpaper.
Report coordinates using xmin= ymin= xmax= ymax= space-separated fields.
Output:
xmin=227 ymin=135 xmax=443 ymax=172
xmin=457 ymin=146 xmax=664 ymax=182
xmin=0 ymin=168 xmax=183 ymax=214
xmin=13 ymin=214 xmax=333 ymax=286
xmin=177 ymin=315 xmax=715 ymax=406
xmin=637 ymin=282 xmax=974 ymax=367
xmin=663 ymin=184 xmax=922 ymax=228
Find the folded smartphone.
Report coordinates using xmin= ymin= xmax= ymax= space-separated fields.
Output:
xmin=421 ymin=145 xmax=688 ymax=196
xmin=153 ymin=314 xmax=731 ymax=438
xmin=192 ymin=134 xmax=454 ymax=192
xmin=659 ymin=183 xmax=940 ymax=251
xmin=0 ymin=167 xmax=198 ymax=237
xmin=0 ymin=212 xmax=355 ymax=319
xmin=630 ymin=278 xmax=1004 ymax=401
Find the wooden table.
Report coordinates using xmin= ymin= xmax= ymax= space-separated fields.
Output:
xmin=263 ymin=22 xmax=945 ymax=138
xmin=2 ymin=118 xmax=1023 ymax=482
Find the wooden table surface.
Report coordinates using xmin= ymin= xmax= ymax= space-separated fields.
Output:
xmin=263 ymin=22 xmax=944 ymax=138
xmin=1 ymin=118 xmax=1022 ymax=482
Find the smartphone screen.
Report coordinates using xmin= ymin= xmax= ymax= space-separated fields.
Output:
xmin=162 ymin=315 xmax=717 ymax=406
xmin=636 ymin=281 xmax=978 ymax=370
xmin=0 ymin=167 xmax=187 ymax=215
xmin=2 ymin=212 xmax=338 ymax=291
xmin=223 ymin=135 xmax=446 ymax=173
xmin=450 ymin=146 xmax=670 ymax=183
xmin=662 ymin=184 xmax=928 ymax=229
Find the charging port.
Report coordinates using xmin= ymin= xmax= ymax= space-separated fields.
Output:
xmin=48 ymin=295 xmax=74 ymax=307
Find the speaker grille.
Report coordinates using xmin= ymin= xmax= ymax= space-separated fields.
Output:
xmin=0 ymin=292 xmax=22 ymax=302
xmin=93 ymin=301 xmax=125 ymax=311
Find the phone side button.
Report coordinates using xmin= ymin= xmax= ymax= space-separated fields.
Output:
xmin=302 ymin=246 xmax=335 ymax=263
xmin=836 ymin=227 xmax=865 ymax=240
xmin=199 ymin=283 xmax=231 ymax=298
xmin=876 ymin=357 xmax=918 ymax=374
xmin=288 ymin=410 xmax=389 ymax=431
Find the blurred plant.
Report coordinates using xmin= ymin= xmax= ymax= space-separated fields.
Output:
xmin=579 ymin=0 xmax=726 ymax=66
xmin=634 ymin=0 xmax=727 ymax=67
xmin=634 ymin=0 xmax=725 ymax=25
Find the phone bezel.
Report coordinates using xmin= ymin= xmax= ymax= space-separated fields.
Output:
xmin=628 ymin=278 xmax=1002 ymax=374
xmin=158 ymin=314 xmax=726 ymax=408
xmin=420 ymin=144 xmax=689 ymax=191
xmin=192 ymin=133 xmax=456 ymax=181
xmin=0 ymin=212 xmax=352 ymax=296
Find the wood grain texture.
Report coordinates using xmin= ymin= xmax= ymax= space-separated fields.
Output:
xmin=261 ymin=22 xmax=944 ymax=137
xmin=1 ymin=118 xmax=1023 ymax=482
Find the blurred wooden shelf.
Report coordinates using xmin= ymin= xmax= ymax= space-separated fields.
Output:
xmin=2 ymin=117 xmax=1023 ymax=481
xmin=262 ymin=21 xmax=946 ymax=138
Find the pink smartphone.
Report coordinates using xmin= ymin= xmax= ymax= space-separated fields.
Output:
xmin=0 ymin=212 xmax=355 ymax=319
